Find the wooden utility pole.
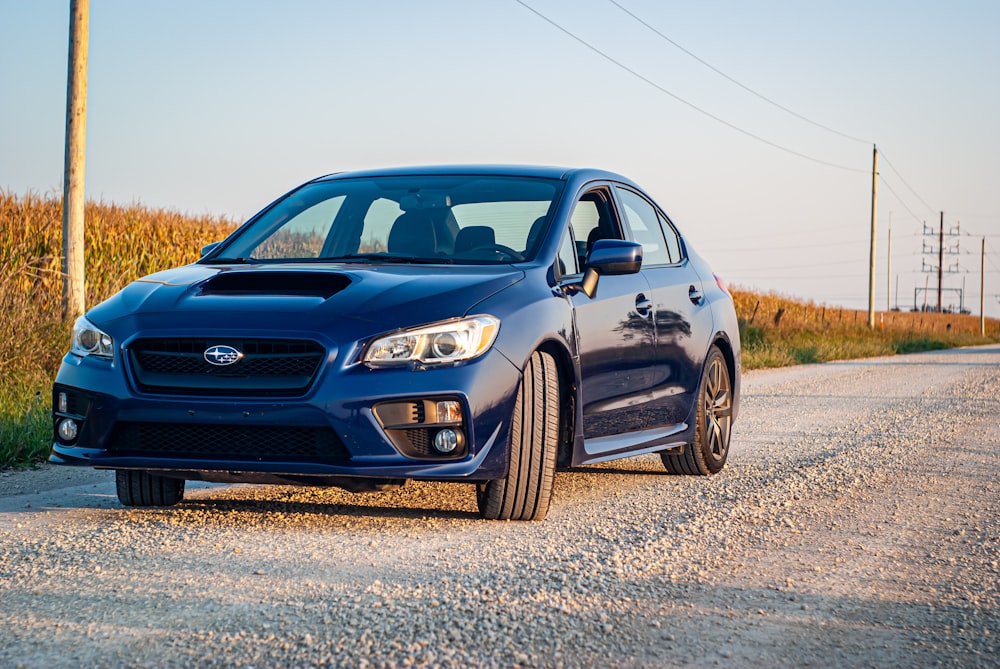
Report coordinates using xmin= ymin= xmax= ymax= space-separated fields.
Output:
xmin=886 ymin=211 xmax=894 ymax=312
xmin=62 ymin=0 xmax=89 ymax=322
xmin=982 ymin=238 xmax=987 ymax=336
xmin=867 ymin=145 xmax=878 ymax=328
xmin=937 ymin=212 xmax=944 ymax=313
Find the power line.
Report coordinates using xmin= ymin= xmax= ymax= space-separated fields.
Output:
xmin=960 ymin=230 xmax=1000 ymax=239
xmin=607 ymin=0 xmax=871 ymax=145
xmin=704 ymin=238 xmax=868 ymax=253
xmin=692 ymin=223 xmax=859 ymax=244
xmin=732 ymin=259 xmax=867 ymax=273
xmin=987 ymin=241 xmax=1000 ymax=273
xmin=878 ymin=175 xmax=925 ymax=225
xmin=730 ymin=273 xmax=869 ymax=280
xmin=878 ymin=149 xmax=937 ymax=215
xmin=601 ymin=1 xmax=955 ymax=243
xmin=513 ymin=0 xmax=868 ymax=174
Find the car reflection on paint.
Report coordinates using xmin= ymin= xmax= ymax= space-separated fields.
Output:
xmin=50 ymin=165 xmax=741 ymax=521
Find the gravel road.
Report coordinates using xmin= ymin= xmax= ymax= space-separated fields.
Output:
xmin=2 ymin=345 xmax=998 ymax=668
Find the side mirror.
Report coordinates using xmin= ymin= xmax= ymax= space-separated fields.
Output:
xmin=577 ymin=239 xmax=643 ymax=298
xmin=200 ymin=241 xmax=222 ymax=258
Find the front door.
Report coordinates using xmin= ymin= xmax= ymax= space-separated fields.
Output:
xmin=567 ymin=187 xmax=658 ymax=439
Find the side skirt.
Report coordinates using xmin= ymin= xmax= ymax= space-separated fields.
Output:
xmin=572 ymin=422 xmax=691 ymax=467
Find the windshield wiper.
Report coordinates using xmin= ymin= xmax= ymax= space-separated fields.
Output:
xmin=324 ymin=254 xmax=454 ymax=265
xmin=201 ymin=257 xmax=257 ymax=265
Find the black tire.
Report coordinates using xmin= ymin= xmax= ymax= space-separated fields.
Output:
xmin=661 ymin=345 xmax=733 ymax=476
xmin=116 ymin=470 xmax=185 ymax=507
xmin=477 ymin=350 xmax=559 ymax=521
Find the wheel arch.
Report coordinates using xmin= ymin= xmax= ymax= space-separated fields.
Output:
xmin=709 ymin=332 xmax=740 ymax=423
xmin=534 ymin=339 xmax=577 ymax=469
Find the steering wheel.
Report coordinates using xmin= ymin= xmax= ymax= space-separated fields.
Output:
xmin=478 ymin=244 xmax=524 ymax=261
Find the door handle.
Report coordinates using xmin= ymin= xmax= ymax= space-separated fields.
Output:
xmin=635 ymin=294 xmax=653 ymax=318
xmin=688 ymin=285 xmax=703 ymax=304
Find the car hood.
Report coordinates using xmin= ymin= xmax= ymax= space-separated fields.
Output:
xmin=87 ymin=263 xmax=524 ymax=338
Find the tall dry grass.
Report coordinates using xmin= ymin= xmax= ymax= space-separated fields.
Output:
xmin=1 ymin=190 xmax=236 ymax=373
xmin=1 ymin=190 xmax=235 ymax=466
xmin=731 ymin=287 xmax=999 ymax=368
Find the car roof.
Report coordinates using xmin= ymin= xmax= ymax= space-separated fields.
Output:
xmin=310 ymin=164 xmax=638 ymax=189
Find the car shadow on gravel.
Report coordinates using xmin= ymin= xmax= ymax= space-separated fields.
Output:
xmin=560 ymin=453 xmax=667 ymax=477
xmin=163 ymin=457 xmax=672 ymax=522
xmin=149 ymin=465 xmax=669 ymax=522
xmin=561 ymin=465 xmax=665 ymax=476
xmin=189 ymin=499 xmax=479 ymax=521
xmin=178 ymin=486 xmax=481 ymax=521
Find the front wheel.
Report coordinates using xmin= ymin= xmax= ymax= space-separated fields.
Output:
xmin=477 ymin=350 xmax=559 ymax=521
xmin=116 ymin=470 xmax=185 ymax=507
xmin=661 ymin=345 xmax=733 ymax=475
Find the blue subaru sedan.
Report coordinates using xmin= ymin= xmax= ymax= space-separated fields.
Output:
xmin=51 ymin=166 xmax=740 ymax=520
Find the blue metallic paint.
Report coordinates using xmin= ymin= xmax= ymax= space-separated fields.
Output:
xmin=51 ymin=165 xmax=740 ymax=497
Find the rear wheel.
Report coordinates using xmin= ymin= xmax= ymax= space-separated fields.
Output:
xmin=661 ymin=345 xmax=732 ymax=475
xmin=116 ymin=470 xmax=185 ymax=507
xmin=477 ymin=350 xmax=559 ymax=521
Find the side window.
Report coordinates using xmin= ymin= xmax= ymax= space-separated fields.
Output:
xmin=569 ymin=198 xmax=600 ymax=262
xmin=556 ymin=225 xmax=580 ymax=276
xmin=570 ymin=187 xmax=622 ymax=267
xmin=617 ymin=188 xmax=671 ymax=266
xmin=659 ymin=213 xmax=683 ymax=263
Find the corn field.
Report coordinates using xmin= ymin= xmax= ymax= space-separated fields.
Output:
xmin=1 ymin=190 xmax=236 ymax=373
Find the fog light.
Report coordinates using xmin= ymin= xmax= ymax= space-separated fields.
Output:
xmin=435 ymin=400 xmax=462 ymax=424
xmin=433 ymin=428 xmax=460 ymax=454
xmin=58 ymin=392 xmax=68 ymax=413
xmin=58 ymin=418 xmax=79 ymax=442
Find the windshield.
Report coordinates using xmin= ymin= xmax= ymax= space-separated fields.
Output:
xmin=210 ymin=175 xmax=564 ymax=265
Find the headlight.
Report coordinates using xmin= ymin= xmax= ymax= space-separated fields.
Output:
xmin=364 ymin=315 xmax=500 ymax=367
xmin=71 ymin=316 xmax=114 ymax=359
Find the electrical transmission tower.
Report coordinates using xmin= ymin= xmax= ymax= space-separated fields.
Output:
xmin=915 ymin=213 xmax=963 ymax=312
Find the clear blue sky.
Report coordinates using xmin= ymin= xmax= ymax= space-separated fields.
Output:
xmin=2 ymin=1 xmax=998 ymax=318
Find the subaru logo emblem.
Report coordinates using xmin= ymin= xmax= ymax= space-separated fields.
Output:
xmin=204 ymin=344 xmax=244 ymax=366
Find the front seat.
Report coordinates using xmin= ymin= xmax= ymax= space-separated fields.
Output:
xmin=524 ymin=216 xmax=547 ymax=256
xmin=388 ymin=211 xmax=437 ymax=256
xmin=454 ymin=226 xmax=495 ymax=254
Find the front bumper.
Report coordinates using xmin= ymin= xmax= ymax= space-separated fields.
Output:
xmin=50 ymin=346 xmax=521 ymax=483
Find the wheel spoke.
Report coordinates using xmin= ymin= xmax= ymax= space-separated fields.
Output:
xmin=703 ymin=357 xmax=731 ymax=459
xmin=712 ymin=389 xmax=730 ymax=411
xmin=707 ymin=415 xmax=722 ymax=455
xmin=707 ymin=361 xmax=722 ymax=397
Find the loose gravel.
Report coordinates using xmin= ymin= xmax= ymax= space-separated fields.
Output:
xmin=1 ymin=345 xmax=998 ymax=668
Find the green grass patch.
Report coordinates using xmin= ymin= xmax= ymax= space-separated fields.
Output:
xmin=1 ymin=369 xmax=53 ymax=469
xmin=738 ymin=325 xmax=996 ymax=370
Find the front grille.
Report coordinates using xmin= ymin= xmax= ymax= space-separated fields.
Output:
xmin=127 ymin=338 xmax=325 ymax=396
xmin=401 ymin=428 xmax=433 ymax=456
xmin=108 ymin=422 xmax=350 ymax=461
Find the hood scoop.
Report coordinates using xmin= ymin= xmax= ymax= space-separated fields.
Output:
xmin=200 ymin=271 xmax=351 ymax=299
